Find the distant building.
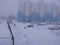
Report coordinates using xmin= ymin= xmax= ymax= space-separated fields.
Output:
xmin=17 ymin=0 xmax=60 ymax=22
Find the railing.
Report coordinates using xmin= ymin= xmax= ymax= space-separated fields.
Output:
xmin=7 ymin=20 xmax=14 ymax=45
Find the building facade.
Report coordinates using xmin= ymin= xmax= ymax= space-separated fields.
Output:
xmin=17 ymin=0 xmax=60 ymax=22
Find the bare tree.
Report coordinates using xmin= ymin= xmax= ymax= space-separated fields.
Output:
xmin=8 ymin=14 xmax=16 ymax=20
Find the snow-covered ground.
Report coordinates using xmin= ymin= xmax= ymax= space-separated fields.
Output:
xmin=10 ymin=20 xmax=60 ymax=45
xmin=0 ymin=21 xmax=12 ymax=45
xmin=0 ymin=20 xmax=60 ymax=45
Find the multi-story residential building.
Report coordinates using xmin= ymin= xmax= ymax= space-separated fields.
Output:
xmin=51 ymin=2 xmax=57 ymax=17
xmin=40 ymin=1 xmax=45 ymax=16
xmin=24 ymin=0 xmax=31 ymax=16
xmin=17 ymin=0 xmax=60 ymax=22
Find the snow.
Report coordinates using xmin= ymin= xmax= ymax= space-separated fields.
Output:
xmin=0 ymin=21 xmax=11 ymax=37
xmin=0 ymin=20 xmax=60 ymax=45
xmin=10 ymin=20 xmax=60 ymax=45
xmin=0 ymin=21 xmax=12 ymax=45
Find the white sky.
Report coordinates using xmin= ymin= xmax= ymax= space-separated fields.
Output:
xmin=30 ymin=0 xmax=60 ymax=4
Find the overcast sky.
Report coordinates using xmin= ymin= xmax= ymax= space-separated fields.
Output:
xmin=0 ymin=0 xmax=60 ymax=16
